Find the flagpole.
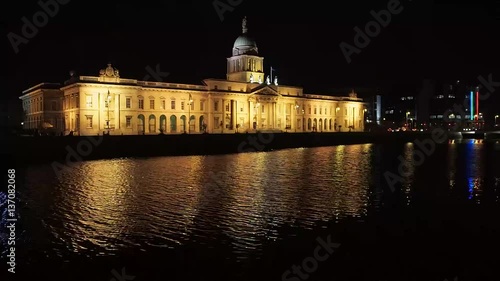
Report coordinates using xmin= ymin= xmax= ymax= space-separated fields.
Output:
xmin=270 ymin=66 xmax=272 ymax=84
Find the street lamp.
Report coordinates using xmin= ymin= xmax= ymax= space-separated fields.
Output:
xmin=495 ymin=115 xmax=499 ymax=126
xmin=188 ymin=95 xmax=193 ymax=134
xmin=106 ymin=91 xmax=111 ymax=134
xmin=406 ymin=111 xmax=410 ymax=128
xmin=295 ymin=103 xmax=299 ymax=132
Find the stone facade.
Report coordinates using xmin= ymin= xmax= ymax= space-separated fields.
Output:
xmin=20 ymin=18 xmax=366 ymax=136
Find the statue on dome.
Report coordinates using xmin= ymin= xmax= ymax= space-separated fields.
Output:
xmin=266 ymin=75 xmax=270 ymax=85
xmin=242 ymin=16 xmax=248 ymax=34
xmin=274 ymin=76 xmax=278 ymax=86
xmin=249 ymin=73 xmax=254 ymax=83
xmin=258 ymin=76 xmax=262 ymax=84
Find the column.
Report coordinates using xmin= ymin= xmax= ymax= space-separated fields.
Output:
xmin=231 ymin=99 xmax=236 ymax=131
xmin=222 ymin=99 xmax=225 ymax=132
xmin=208 ymin=95 xmax=212 ymax=133
xmin=257 ymin=102 xmax=261 ymax=129
xmin=273 ymin=102 xmax=277 ymax=129
xmin=97 ymin=92 xmax=101 ymax=131
xmin=281 ymin=102 xmax=292 ymax=130
xmin=115 ymin=93 xmax=120 ymax=129
xmin=248 ymin=100 xmax=252 ymax=130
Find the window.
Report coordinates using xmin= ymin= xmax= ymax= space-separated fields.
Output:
xmin=320 ymin=108 xmax=322 ymax=114
xmin=214 ymin=117 xmax=220 ymax=129
xmin=228 ymin=86 xmax=232 ymax=91
xmin=309 ymin=106 xmax=311 ymax=114
xmin=75 ymin=96 xmax=79 ymax=108
xmin=86 ymin=115 xmax=93 ymax=128
xmin=126 ymin=97 xmax=131 ymax=108
xmin=240 ymin=107 xmax=244 ymax=112
xmin=225 ymin=104 xmax=230 ymax=112
xmin=75 ymin=114 xmax=79 ymax=131
xmin=314 ymin=107 xmax=317 ymax=114
xmin=190 ymin=101 xmax=194 ymax=110
xmin=126 ymin=116 xmax=132 ymax=128
xmin=150 ymin=99 xmax=155 ymax=109
xmin=214 ymin=101 xmax=219 ymax=111
xmin=262 ymin=105 xmax=265 ymax=113
xmin=200 ymin=101 xmax=204 ymax=111
xmin=86 ymin=96 xmax=92 ymax=107
xmin=214 ymin=85 xmax=218 ymax=90
xmin=138 ymin=99 xmax=144 ymax=109
xmin=181 ymin=101 xmax=185 ymax=110
xmin=345 ymin=108 xmax=347 ymax=115
xmin=171 ymin=100 xmax=175 ymax=110
xmin=162 ymin=100 xmax=166 ymax=109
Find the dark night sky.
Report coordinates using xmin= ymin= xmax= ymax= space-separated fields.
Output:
xmin=3 ymin=0 xmax=500 ymax=105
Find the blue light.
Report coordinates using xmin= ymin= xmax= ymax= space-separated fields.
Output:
xmin=470 ymin=91 xmax=474 ymax=120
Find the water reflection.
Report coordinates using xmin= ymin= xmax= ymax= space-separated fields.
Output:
xmin=20 ymin=142 xmax=500 ymax=262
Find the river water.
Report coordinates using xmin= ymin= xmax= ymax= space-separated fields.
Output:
xmin=2 ymin=140 xmax=500 ymax=281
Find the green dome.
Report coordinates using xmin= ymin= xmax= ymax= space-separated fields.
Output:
xmin=233 ymin=35 xmax=257 ymax=49
xmin=232 ymin=35 xmax=258 ymax=55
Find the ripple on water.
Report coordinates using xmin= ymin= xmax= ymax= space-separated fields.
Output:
xmin=20 ymin=143 xmax=499 ymax=262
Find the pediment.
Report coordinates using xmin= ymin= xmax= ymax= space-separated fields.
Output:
xmin=251 ymin=85 xmax=279 ymax=96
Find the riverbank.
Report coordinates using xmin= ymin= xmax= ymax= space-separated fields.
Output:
xmin=9 ymin=131 xmax=499 ymax=166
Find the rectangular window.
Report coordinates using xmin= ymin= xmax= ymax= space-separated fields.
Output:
xmin=262 ymin=105 xmax=265 ymax=113
xmin=181 ymin=101 xmax=185 ymax=110
xmin=126 ymin=116 xmax=132 ymax=128
xmin=309 ymin=107 xmax=311 ymax=114
xmin=138 ymin=99 xmax=144 ymax=109
xmin=320 ymin=108 xmax=322 ymax=114
xmin=191 ymin=101 xmax=194 ymax=110
xmin=228 ymin=86 xmax=232 ymax=91
xmin=86 ymin=96 xmax=92 ymax=107
xmin=214 ymin=101 xmax=219 ymax=111
xmin=345 ymin=108 xmax=347 ymax=115
xmin=200 ymin=101 xmax=204 ymax=111
xmin=171 ymin=100 xmax=175 ymax=109
xmin=75 ymin=114 xmax=79 ymax=131
xmin=150 ymin=99 xmax=155 ymax=109
xmin=86 ymin=116 xmax=93 ymax=128
xmin=214 ymin=117 xmax=220 ymax=129
xmin=240 ymin=107 xmax=244 ymax=112
xmin=126 ymin=97 xmax=131 ymax=108
xmin=162 ymin=100 xmax=166 ymax=109
xmin=314 ymin=108 xmax=317 ymax=114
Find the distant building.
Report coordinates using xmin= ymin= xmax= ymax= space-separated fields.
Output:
xmin=428 ymin=80 xmax=484 ymax=130
xmin=19 ymin=17 xmax=366 ymax=136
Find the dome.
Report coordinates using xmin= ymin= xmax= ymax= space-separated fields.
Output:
xmin=233 ymin=35 xmax=257 ymax=49
xmin=232 ymin=16 xmax=259 ymax=56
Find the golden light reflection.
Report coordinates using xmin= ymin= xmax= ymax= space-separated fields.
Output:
xmin=402 ymin=143 xmax=416 ymax=205
xmin=59 ymin=159 xmax=135 ymax=253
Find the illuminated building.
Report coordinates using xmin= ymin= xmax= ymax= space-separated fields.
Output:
xmin=19 ymin=18 xmax=366 ymax=136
